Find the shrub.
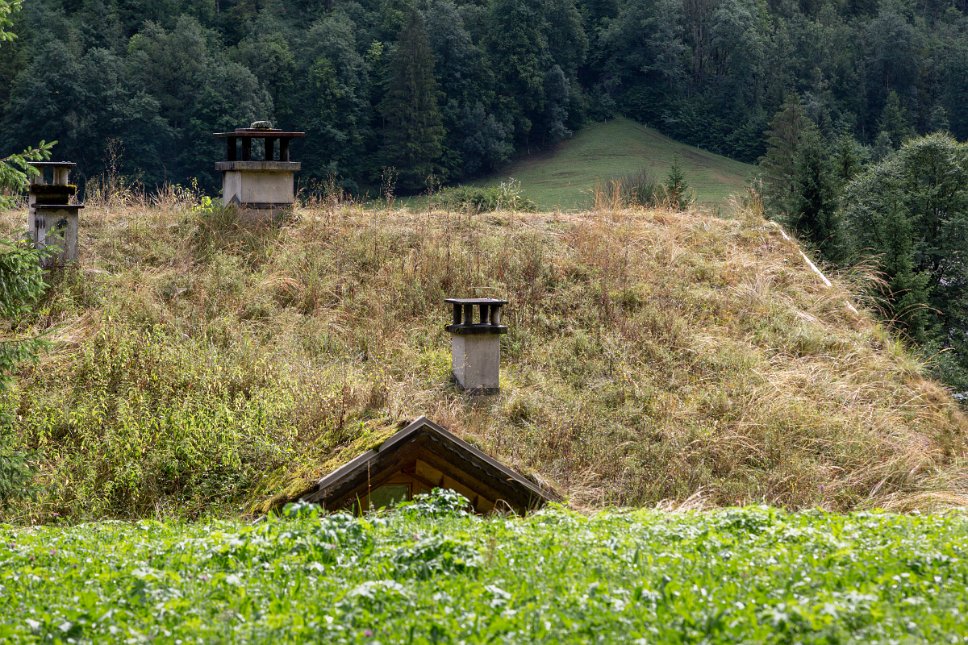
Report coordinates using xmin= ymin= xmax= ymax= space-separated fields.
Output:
xmin=594 ymin=169 xmax=660 ymax=209
xmin=613 ymin=169 xmax=659 ymax=207
xmin=393 ymin=488 xmax=472 ymax=518
xmin=0 ymin=240 xmax=48 ymax=508
xmin=659 ymin=159 xmax=694 ymax=211
xmin=436 ymin=179 xmax=536 ymax=213
xmin=391 ymin=534 xmax=481 ymax=579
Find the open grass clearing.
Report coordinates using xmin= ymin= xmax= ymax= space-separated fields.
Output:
xmin=470 ymin=118 xmax=757 ymax=211
xmin=394 ymin=118 xmax=757 ymax=213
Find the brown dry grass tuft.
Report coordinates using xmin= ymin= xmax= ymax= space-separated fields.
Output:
xmin=0 ymin=200 xmax=965 ymax=521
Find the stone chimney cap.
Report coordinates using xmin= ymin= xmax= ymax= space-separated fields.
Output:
xmin=29 ymin=161 xmax=76 ymax=168
xmin=445 ymin=298 xmax=508 ymax=306
xmin=446 ymin=297 xmax=508 ymax=335
xmin=214 ymin=127 xmax=306 ymax=139
xmin=213 ymin=128 xmax=305 ymax=138
xmin=32 ymin=204 xmax=84 ymax=211
xmin=29 ymin=162 xmax=77 ymax=189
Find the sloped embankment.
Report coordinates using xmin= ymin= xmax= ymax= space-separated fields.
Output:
xmin=2 ymin=202 xmax=965 ymax=521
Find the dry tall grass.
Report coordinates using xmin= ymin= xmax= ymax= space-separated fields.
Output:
xmin=1 ymin=200 xmax=965 ymax=521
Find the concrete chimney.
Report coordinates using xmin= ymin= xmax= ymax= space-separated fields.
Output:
xmin=445 ymin=298 xmax=508 ymax=395
xmin=28 ymin=161 xmax=83 ymax=267
xmin=213 ymin=121 xmax=305 ymax=218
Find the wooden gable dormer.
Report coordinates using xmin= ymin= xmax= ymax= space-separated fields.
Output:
xmin=299 ymin=417 xmax=556 ymax=514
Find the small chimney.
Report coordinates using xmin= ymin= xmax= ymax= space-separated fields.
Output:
xmin=28 ymin=161 xmax=83 ymax=267
xmin=445 ymin=298 xmax=508 ymax=395
xmin=213 ymin=121 xmax=305 ymax=218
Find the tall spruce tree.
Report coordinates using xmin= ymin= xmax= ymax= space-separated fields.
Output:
xmin=878 ymin=90 xmax=914 ymax=150
xmin=831 ymin=133 xmax=868 ymax=186
xmin=378 ymin=11 xmax=445 ymax=193
xmin=791 ymin=130 xmax=842 ymax=262
xmin=760 ymin=95 xmax=817 ymax=217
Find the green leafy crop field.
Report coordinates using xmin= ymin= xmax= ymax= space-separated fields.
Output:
xmin=2 ymin=494 xmax=966 ymax=643
xmin=474 ymin=118 xmax=757 ymax=211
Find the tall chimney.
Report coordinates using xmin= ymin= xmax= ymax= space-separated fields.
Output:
xmin=213 ymin=121 xmax=305 ymax=219
xmin=445 ymin=298 xmax=508 ymax=395
xmin=28 ymin=161 xmax=83 ymax=267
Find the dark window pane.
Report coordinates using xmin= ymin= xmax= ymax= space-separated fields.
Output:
xmin=369 ymin=484 xmax=410 ymax=509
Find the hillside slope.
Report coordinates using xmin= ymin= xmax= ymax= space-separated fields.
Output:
xmin=475 ymin=118 xmax=757 ymax=210
xmin=1 ymin=200 xmax=966 ymax=521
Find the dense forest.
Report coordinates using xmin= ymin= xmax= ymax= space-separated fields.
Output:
xmin=2 ymin=0 xmax=968 ymax=390
xmin=0 ymin=0 xmax=966 ymax=194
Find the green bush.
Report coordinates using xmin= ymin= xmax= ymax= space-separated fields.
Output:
xmin=625 ymin=169 xmax=660 ymax=206
xmin=16 ymin=322 xmax=298 ymax=519
xmin=436 ymin=179 xmax=537 ymax=213
xmin=0 ymin=240 xmax=48 ymax=509
xmin=394 ymin=488 xmax=472 ymax=518
xmin=391 ymin=533 xmax=481 ymax=579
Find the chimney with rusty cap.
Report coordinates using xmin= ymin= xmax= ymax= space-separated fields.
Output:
xmin=28 ymin=161 xmax=83 ymax=267
xmin=445 ymin=298 xmax=508 ymax=395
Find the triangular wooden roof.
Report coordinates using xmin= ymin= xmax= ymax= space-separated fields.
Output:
xmin=299 ymin=416 xmax=557 ymax=514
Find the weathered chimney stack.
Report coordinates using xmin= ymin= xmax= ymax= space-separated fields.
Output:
xmin=28 ymin=161 xmax=83 ymax=267
xmin=213 ymin=121 xmax=305 ymax=218
xmin=445 ymin=298 xmax=508 ymax=395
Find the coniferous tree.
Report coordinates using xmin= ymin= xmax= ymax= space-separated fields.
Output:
xmin=928 ymin=105 xmax=950 ymax=133
xmin=760 ymin=96 xmax=817 ymax=217
xmin=790 ymin=130 xmax=842 ymax=262
xmin=872 ymin=130 xmax=894 ymax=161
xmin=0 ymin=0 xmax=18 ymax=41
xmin=378 ymin=11 xmax=445 ymax=193
xmin=663 ymin=158 xmax=693 ymax=211
xmin=0 ymin=241 xmax=48 ymax=508
xmin=0 ymin=0 xmax=51 ymax=213
xmin=878 ymin=90 xmax=914 ymax=150
xmin=831 ymin=133 xmax=868 ymax=186
xmin=841 ymin=134 xmax=968 ymax=375
xmin=843 ymin=167 xmax=934 ymax=341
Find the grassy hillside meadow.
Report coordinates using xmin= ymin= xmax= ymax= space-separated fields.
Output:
xmin=470 ymin=118 xmax=757 ymax=211
xmin=0 ymin=194 xmax=965 ymax=523
xmin=2 ymin=501 xmax=966 ymax=642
